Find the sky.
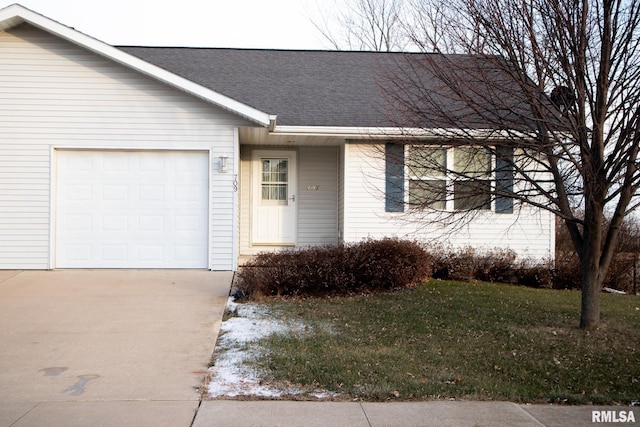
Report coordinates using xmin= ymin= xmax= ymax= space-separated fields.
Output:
xmin=0 ymin=0 xmax=331 ymax=49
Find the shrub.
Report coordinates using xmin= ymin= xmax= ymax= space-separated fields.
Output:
xmin=605 ymin=253 xmax=636 ymax=293
xmin=426 ymin=245 xmax=558 ymax=288
xmin=553 ymin=251 xmax=581 ymax=290
xmin=554 ymin=250 xmax=639 ymax=293
xmin=428 ymin=245 xmax=476 ymax=281
xmin=516 ymin=259 xmax=555 ymax=288
xmin=555 ymin=214 xmax=640 ymax=293
xmin=473 ymin=249 xmax=519 ymax=283
xmin=428 ymin=245 xmax=519 ymax=283
xmin=236 ymin=238 xmax=432 ymax=298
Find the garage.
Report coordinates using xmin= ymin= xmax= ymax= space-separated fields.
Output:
xmin=55 ymin=150 xmax=209 ymax=268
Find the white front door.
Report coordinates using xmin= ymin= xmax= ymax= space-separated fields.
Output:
xmin=252 ymin=150 xmax=297 ymax=245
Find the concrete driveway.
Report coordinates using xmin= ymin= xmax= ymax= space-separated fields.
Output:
xmin=0 ymin=270 xmax=232 ymax=427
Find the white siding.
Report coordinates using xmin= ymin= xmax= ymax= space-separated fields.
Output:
xmin=239 ymin=146 xmax=253 ymax=257
xmin=298 ymin=147 xmax=339 ymax=246
xmin=0 ymin=25 xmax=251 ymax=269
xmin=338 ymin=144 xmax=345 ymax=241
xmin=0 ymin=144 xmax=50 ymax=268
xmin=343 ymin=143 xmax=555 ymax=260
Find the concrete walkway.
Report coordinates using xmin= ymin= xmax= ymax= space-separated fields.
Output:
xmin=0 ymin=270 xmax=231 ymax=427
xmin=193 ymin=400 xmax=638 ymax=427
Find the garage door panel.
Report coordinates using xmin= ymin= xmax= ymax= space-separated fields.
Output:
xmin=62 ymin=245 xmax=92 ymax=262
xmin=103 ymin=245 xmax=128 ymax=261
xmin=103 ymin=215 xmax=128 ymax=231
xmin=103 ymin=185 xmax=129 ymax=201
xmin=56 ymin=150 xmax=209 ymax=268
xmin=102 ymin=152 xmax=131 ymax=171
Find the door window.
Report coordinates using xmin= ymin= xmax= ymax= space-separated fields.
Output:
xmin=261 ymin=159 xmax=288 ymax=203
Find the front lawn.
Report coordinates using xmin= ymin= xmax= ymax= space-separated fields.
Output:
xmin=245 ymin=280 xmax=640 ymax=403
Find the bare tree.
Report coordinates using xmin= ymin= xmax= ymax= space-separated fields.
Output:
xmin=311 ymin=0 xmax=408 ymax=51
xmin=380 ymin=0 xmax=640 ymax=329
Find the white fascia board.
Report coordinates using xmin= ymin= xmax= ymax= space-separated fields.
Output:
xmin=271 ymin=125 xmax=536 ymax=140
xmin=0 ymin=4 xmax=272 ymax=127
xmin=271 ymin=126 xmax=407 ymax=137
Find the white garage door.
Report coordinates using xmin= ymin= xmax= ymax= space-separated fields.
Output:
xmin=56 ymin=150 xmax=209 ymax=268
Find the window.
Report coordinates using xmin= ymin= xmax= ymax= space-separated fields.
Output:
xmin=454 ymin=147 xmax=491 ymax=177
xmin=453 ymin=147 xmax=491 ymax=210
xmin=261 ymin=159 xmax=288 ymax=202
xmin=408 ymin=146 xmax=446 ymax=177
xmin=408 ymin=147 xmax=447 ymax=210
xmin=409 ymin=179 xmax=447 ymax=210
xmin=453 ymin=180 xmax=491 ymax=210
xmin=407 ymin=146 xmax=492 ymax=211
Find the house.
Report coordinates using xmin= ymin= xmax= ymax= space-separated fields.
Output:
xmin=0 ymin=4 xmax=555 ymax=270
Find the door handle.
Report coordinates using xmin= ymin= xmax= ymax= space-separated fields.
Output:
xmin=289 ymin=195 xmax=296 ymax=202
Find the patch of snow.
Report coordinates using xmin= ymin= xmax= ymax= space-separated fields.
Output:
xmin=208 ymin=297 xmax=335 ymax=399
xmin=225 ymin=296 xmax=239 ymax=314
xmin=309 ymin=390 xmax=341 ymax=399
xmin=603 ymin=287 xmax=627 ymax=294
xmin=218 ymin=316 xmax=285 ymax=344
xmin=208 ymin=348 xmax=288 ymax=398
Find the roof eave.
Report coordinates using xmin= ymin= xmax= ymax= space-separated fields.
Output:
xmin=271 ymin=125 xmax=537 ymax=140
xmin=0 ymin=4 xmax=272 ymax=127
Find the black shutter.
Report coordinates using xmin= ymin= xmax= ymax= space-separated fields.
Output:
xmin=385 ymin=143 xmax=405 ymax=212
xmin=495 ymin=146 xmax=514 ymax=214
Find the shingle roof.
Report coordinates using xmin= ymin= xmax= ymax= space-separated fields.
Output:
xmin=119 ymin=47 xmax=535 ymax=129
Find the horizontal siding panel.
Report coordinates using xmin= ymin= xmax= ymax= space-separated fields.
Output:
xmin=0 ymin=98 xmax=230 ymax=111
xmin=0 ymin=95 xmax=218 ymax=106
xmin=0 ymin=136 xmax=232 ymax=145
xmin=211 ymin=214 xmax=234 ymax=223
xmin=0 ymin=197 xmax=49 ymax=207
xmin=0 ymin=146 xmax=50 ymax=153
xmin=0 ymin=111 xmax=227 ymax=122
xmin=0 ymin=188 xmax=49 ymax=196
xmin=0 ymin=247 xmax=49 ymax=253
xmin=0 ymin=238 xmax=50 ymax=245
xmin=0 ymin=163 xmax=49 ymax=170
xmin=0 ymin=263 xmax=48 ymax=270
xmin=0 ymin=111 xmax=237 ymax=121
xmin=2 ymin=124 xmax=215 ymax=136
xmin=0 ymin=217 xmax=48 ymax=224
xmin=0 ymin=170 xmax=49 ymax=177
xmin=211 ymin=232 xmax=234 ymax=241
xmin=0 ymin=153 xmax=49 ymax=161
xmin=0 ymin=211 xmax=48 ymax=220
xmin=0 ymin=258 xmax=48 ymax=265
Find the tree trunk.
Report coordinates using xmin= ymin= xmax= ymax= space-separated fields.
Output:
xmin=580 ymin=267 xmax=601 ymax=330
xmin=579 ymin=196 xmax=605 ymax=330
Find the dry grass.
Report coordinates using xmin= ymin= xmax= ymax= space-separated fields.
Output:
xmin=245 ymin=280 xmax=640 ymax=404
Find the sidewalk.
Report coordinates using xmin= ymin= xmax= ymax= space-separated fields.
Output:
xmin=193 ymin=400 xmax=639 ymax=427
